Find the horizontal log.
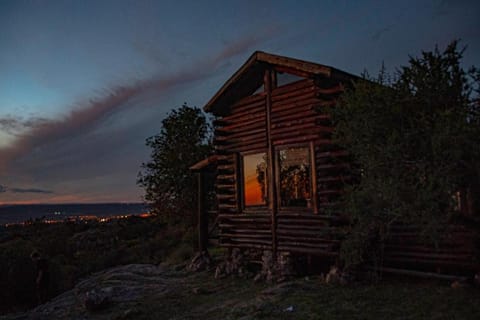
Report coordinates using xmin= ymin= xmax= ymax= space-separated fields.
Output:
xmin=271 ymin=109 xmax=320 ymax=124
xmin=220 ymin=212 xmax=270 ymax=218
xmin=223 ymin=133 xmax=268 ymax=146
xmin=225 ymin=101 xmax=266 ymax=119
xmin=216 ymin=154 xmax=235 ymax=161
xmin=273 ymin=134 xmax=322 ymax=146
xmin=384 ymin=244 xmax=475 ymax=254
xmin=271 ymin=79 xmax=314 ymax=96
xmin=220 ymin=242 xmax=271 ymax=250
xmin=218 ymin=116 xmax=266 ymax=131
xmin=271 ymin=99 xmax=318 ymax=117
xmin=217 ymin=174 xmax=235 ymax=180
xmin=272 ymin=85 xmax=317 ymax=103
xmin=215 ymin=128 xmax=266 ymax=141
xmin=383 ymin=257 xmax=478 ymax=268
xmin=219 ymin=223 xmax=270 ymax=229
xmin=272 ymin=94 xmax=318 ymax=112
xmin=272 ymin=123 xmax=333 ymax=136
xmin=277 ymin=228 xmax=341 ymax=238
xmin=218 ymin=203 xmax=237 ymax=209
xmin=365 ymin=266 xmax=468 ymax=282
xmin=385 ymin=251 xmax=474 ymax=260
xmin=219 ymin=233 xmax=272 ymax=240
xmin=276 ymin=224 xmax=334 ymax=231
xmin=219 ymin=142 xmax=268 ymax=153
xmin=221 ymin=228 xmax=272 ymax=234
xmin=226 ymin=238 xmax=272 ymax=245
xmin=218 ymin=214 xmax=271 ymax=223
xmin=229 ymin=93 xmax=265 ymax=112
xmin=276 ymin=212 xmax=340 ymax=220
xmin=217 ymin=165 xmax=235 ymax=172
xmin=216 ymin=194 xmax=236 ymax=200
xmin=218 ymin=208 xmax=239 ymax=214
xmin=271 ymin=117 xmax=316 ymax=129
xmin=271 ymin=126 xmax=330 ymax=141
xmin=219 ymin=219 xmax=271 ymax=226
xmin=276 ymin=245 xmax=339 ymax=257
xmin=277 ymin=235 xmax=338 ymax=249
xmin=216 ymin=185 xmax=236 ymax=192
xmin=387 ymin=232 xmax=475 ymax=239
xmin=317 ymin=83 xmax=344 ymax=95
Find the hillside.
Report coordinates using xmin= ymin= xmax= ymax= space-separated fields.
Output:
xmin=3 ymin=263 xmax=480 ymax=320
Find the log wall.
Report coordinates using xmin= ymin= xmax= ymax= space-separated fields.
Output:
xmin=383 ymin=224 xmax=478 ymax=273
xmin=214 ymin=77 xmax=349 ymax=255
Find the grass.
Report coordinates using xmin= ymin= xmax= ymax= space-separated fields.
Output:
xmin=111 ymin=270 xmax=480 ymax=320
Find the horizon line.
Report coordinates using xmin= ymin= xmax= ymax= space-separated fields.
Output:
xmin=0 ymin=201 xmax=147 ymax=206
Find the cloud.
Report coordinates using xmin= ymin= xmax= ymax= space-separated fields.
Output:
xmin=0 ymin=116 xmax=49 ymax=135
xmin=9 ymin=188 xmax=54 ymax=194
xmin=0 ymin=184 xmax=53 ymax=194
xmin=0 ymin=31 xmax=271 ymax=174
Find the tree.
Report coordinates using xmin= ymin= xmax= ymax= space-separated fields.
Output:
xmin=137 ymin=104 xmax=212 ymax=221
xmin=330 ymin=41 xmax=480 ymax=267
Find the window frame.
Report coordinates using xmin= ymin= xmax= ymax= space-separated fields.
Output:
xmin=240 ymin=150 xmax=269 ymax=211
xmin=274 ymin=143 xmax=317 ymax=213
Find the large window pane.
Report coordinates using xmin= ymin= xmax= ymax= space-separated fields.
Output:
xmin=278 ymin=147 xmax=311 ymax=207
xmin=243 ymin=153 xmax=268 ymax=206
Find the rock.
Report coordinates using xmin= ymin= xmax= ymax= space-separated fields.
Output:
xmin=325 ymin=265 xmax=350 ymax=285
xmin=214 ymin=248 xmax=249 ymax=279
xmin=325 ymin=266 xmax=340 ymax=284
xmin=84 ymin=288 xmax=111 ymax=312
xmin=215 ymin=264 xmax=226 ymax=279
xmin=188 ymin=251 xmax=212 ymax=272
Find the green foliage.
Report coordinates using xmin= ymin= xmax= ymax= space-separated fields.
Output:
xmin=137 ymin=103 xmax=213 ymax=221
xmin=331 ymin=41 xmax=480 ymax=267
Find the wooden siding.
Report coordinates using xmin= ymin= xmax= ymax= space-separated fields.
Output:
xmin=214 ymin=77 xmax=349 ymax=255
xmin=383 ymin=225 xmax=478 ymax=273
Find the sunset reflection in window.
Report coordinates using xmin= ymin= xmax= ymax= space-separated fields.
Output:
xmin=243 ymin=153 xmax=268 ymax=206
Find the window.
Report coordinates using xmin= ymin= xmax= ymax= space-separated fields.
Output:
xmin=242 ymin=152 xmax=268 ymax=207
xmin=277 ymin=147 xmax=311 ymax=208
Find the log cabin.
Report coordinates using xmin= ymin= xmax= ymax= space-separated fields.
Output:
xmin=192 ymin=51 xmax=479 ymax=278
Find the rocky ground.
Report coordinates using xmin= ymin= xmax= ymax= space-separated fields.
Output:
xmin=2 ymin=263 xmax=480 ymax=320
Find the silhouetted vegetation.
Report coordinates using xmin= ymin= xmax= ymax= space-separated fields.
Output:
xmin=330 ymin=41 xmax=480 ymax=268
xmin=0 ymin=217 xmax=194 ymax=314
xmin=137 ymin=103 xmax=213 ymax=223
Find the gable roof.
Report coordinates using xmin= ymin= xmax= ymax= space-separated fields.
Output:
xmin=204 ymin=51 xmax=358 ymax=114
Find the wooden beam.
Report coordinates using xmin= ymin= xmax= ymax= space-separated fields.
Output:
xmin=310 ymin=141 xmax=319 ymax=214
xmin=265 ymin=68 xmax=278 ymax=257
xmin=197 ymin=172 xmax=208 ymax=252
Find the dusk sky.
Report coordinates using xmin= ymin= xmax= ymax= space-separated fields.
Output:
xmin=1 ymin=0 xmax=479 ymax=204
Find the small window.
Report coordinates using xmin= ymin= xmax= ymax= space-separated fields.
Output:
xmin=276 ymin=72 xmax=304 ymax=87
xmin=278 ymin=147 xmax=311 ymax=208
xmin=243 ymin=152 xmax=268 ymax=206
